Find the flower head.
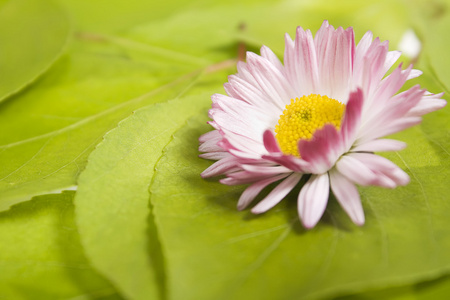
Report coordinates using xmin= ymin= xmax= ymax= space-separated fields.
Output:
xmin=199 ymin=21 xmax=446 ymax=228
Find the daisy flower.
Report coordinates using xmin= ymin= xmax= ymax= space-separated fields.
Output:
xmin=199 ymin=20 xmax=446 ymax=228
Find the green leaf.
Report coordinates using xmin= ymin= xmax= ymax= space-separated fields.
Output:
xmin=0 ymin=0 xmax=71 ymax=102
xmin=0 ymin=0 xmax=248 ymax=210
xmin=56 ymin=0 xmax=205 ymax=34
xmin=423 ymin=7 xmax=450 ymax=93
xmin=74 ymin=74 xmax=226 ymax=299
xmin=0 ymin=38 xmax=201 ymax=210
xmin=338 ymin=274 xmax=450 ymax=300
xmin=0 ymin=191 xmax=121 ymax=299
xmin=148 ymin=104 xmax=449 ymax=300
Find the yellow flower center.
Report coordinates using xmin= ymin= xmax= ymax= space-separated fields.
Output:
xmin=275 ymin=94 xmax=345 ymax=156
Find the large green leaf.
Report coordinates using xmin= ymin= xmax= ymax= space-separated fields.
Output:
xmin=422 ymin=3 xmax=450 ymax=93
xmin=336 ymin=72 xmax=450 ymax=300
xmin=57 ymin=0 xmax=213 ymax=33
xmin=339 ymin=274 xmax=450 ymax=300
xmin=148 ymin=102 xmax=449 ymax=299
xmin=0 ymin=37 xmax=203 ymax=210
xmin=0 ymin=0 xmax=71 ymax=102
xmin=0 ymin=191 xmax=120 ymax=299
xmin=0 ymin=0 xmax=250 ymax=210
xmin=74 ymin=82 xmax=224 ymax=299
xmin=335 ymin=3 xmax=450 ymax=297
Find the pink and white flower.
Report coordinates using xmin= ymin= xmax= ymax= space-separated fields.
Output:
xmin=199 ymin=20 xmax=446 ymax=228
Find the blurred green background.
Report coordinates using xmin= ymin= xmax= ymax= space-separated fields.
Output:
xmin=0 ymin=0 xmax=449 ymax=299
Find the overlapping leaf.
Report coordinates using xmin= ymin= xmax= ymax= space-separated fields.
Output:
xmin=0 ymin=191 xmax=120 ymax=299
xmin=74 ymin=80 xmax=228 ymax=299
xmin=149 ymin=106 xmax=449 ymax=299
xmin=0 ymin=21 xmax=205 ymax=210
xmin=0 ymin=0 xmax=71 ymax=102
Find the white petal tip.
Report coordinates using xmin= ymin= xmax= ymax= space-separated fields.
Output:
xmin=394 ymin=171 xmax=410 ymax=186
xmin=401 ymin=177 xmax=411 ymax=186
xmin=397 ymin=142 xmax=408 ymax=150
xmin=437 ymin=99 xmax=447 ymax=108
xmin=354 ymin=219 xmax=365 ymax=226
xmin=301 ymin=221 xmax=317 ymax=230
xmin=237 ymin=204 xmax=246 ymax=211
xmin=250 ymin=207 xmax=265 ymax=214
xmin=300 ymin=215 xmax=321 ymax=229
xmin=350 ymin=211 xmax=365 ymax=226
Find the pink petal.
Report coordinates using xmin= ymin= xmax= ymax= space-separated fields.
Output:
xmin=314 ymin=20 xmax=335 ymax=92
xmin=228 ymin=148 xmax=262 ymax=160
xmin=241 ymin=164 xmax=290 ymax=174
xmin=225 ymin=75 xmax=281 ymax=112
xmin=315 ymin=23 xmax=355 ymax=101
xmin=352 ymin=139 xmax=407 ymax=152
xmin=212 ymin=93 xmax=273 ymax=124
xmin=246 ymin=52 xmax=296 ymax=107
xmin=314 ymin=20 xmax=333 ymax=43
xmin=199 ymin=132 xmax=223 ymax=153
xmin=406 ymin=93 xmax=446 ymax=117
xmin=336 ymin=153 xmax=397 ymax=189
xmin=350 ymin=153 xmax=410 ymax=186
xmin=382 ymin=50 xmax=401 ymax=76
xmin=367 ymin=65 xmax=412 ymax=116
xmin=358 ymin=85 xmax=424 ymax=142
xmin=407 ymin=69 xmax=423 ymax=80
xmin=340 ymin=88 xmax=364 ymax=150
xmin=199 ymin=152 xmax=230 ymax=160
xmin=237 ymin=173 xmax=291 ymax=210
xmin=298 ymin=173 xmax=330 ymax=228
xmin=354 ymin=31 xmax=373 ymax=69
xmin=219 ymin=128 xmax=267 ymax=155
xmin=216 ymin=136 xmax=237 ymax=152
xmin=221 ymin=176 xmax=269 ymax=186
xmin=297 ymin=124 xmax=341 ymax=174
xmin=251 ymin=173 xmax=303 ymax=213
xmin=297 ymin=89 xmax=365 ymax=166
xmin=329 ymin=168 xmax=365 ymax=225
xmin=199 ymin=129 xmax=220 ymax=143
xmin=262 ymin=153 xmax=311 ymax=173
xmin=352 ymin=31 xmax=373 ymax=90
xmin=359 ymin=117 xmax=422 ymax=143
xmin=362 ymin=68 xmax=423 ymax=130
xmin=260 ymin=45 xmax=285 ymax=74
xmin=285 ymin=27 xmax=319 ymax=95
xmin=210 ymin=110 xmax=263 ymax=142
xmin=283 ymin=32 xmax=296 ymax=87
xmin=358 ymin=39 xmax=389 ymax=99
xmin=335 ymin=155 xmax=378 ymax=186
xmin=211 ymin=94 xmax=275 ymax=137
xmin=223 ymin=166 xmax=289 ymax=185
xmin=263 ymin=130 xmax=282 ymax=153
xmin=236 ymin=60 xmax=259 ymax=87
xmin=201 ymin=156 xmax=240 ymax=178
xmin=222 ymin=170 xmax=289 ymax=185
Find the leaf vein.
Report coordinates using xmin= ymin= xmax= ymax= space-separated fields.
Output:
xmin=395 ymin=151 xmax=439 ymax=256
xmin=224 ymin=223 xmax=292 ymax=299
xmin=0 ymin=138 xmax=52 ymax=182
xmin=0 ymin=72 xmax=199 ymax=149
